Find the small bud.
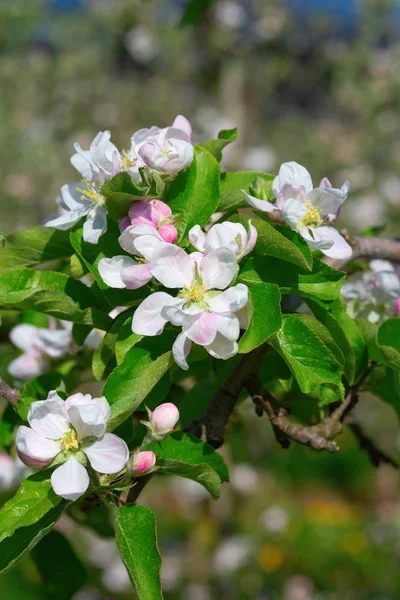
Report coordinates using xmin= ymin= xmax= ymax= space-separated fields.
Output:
xmin=119 ymin=216 xmax=131 ymax=233
xmin=395 ymin=297 xmax=400 ymax=316
xmin=131 ymin=451 xmax=156 ymax=475
xmin=150 ymin=403 xmax=179 ymax=436
xmin=159 ymin=222 xmax=178 ymax=243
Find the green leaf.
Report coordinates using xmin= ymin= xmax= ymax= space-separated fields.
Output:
xmin=101 ymin=172 xmax=144 ymax=220
xmin=199 ymin=128 xmax=238 ymax=162
xmin=92 ymin=313 xmax=131 ymax=381
xmin=0 ymin=227 xmax=73 ymax=273
xmin=231 ymin=214 xmax=312 ymax=270
xmin=31 ymin=531 xmax=87 ymax=600
xmin=0 ymin=471 xmax=68 ymax=573
xmin=269 ymin=314 xmax=344 ymax=397
xmin=219 ymin=172 xmax=274 ymax=213
xmin=365 ymin=366 xmax=400 ymax=418
xmin=116 ymin=505 xmax=163 ymax=600
xmin=70 ymin=222 xmax=146 ymax=308
xmin=238 ymin=256 xmax=345 ymax=301
xmin=180 ymin=0 xmax=215 ymax=26
xmin=104 ymin=332 xmax=175 ymax=431
xmin=115 ymin=318 xmax=142 ymax=365
xmin=307 ymin=298 xmax=367 ymax=385
xmin=16 ymin=372 xmax=64 ymax=420
xmin=359 ymin=319 xmax=400 ymax=371
xmin=0 ymin=269 xmax=111 ymax=329
xmin=166 ymin=147 xmax=220 ymax=243
xmin=238 ymin=283 xmax=282 ymax=353
xmin=148 ymin=432 xmax=229 ymax=499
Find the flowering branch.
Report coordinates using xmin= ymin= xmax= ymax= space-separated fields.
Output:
xmin=0 ymin=377 xmax=20 ymax=406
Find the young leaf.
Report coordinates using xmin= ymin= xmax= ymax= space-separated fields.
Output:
xmin=269 ymin=314 xmax=344 ymax=396
xmin=116 ymin=505 xmax=163 ymax=600
xmin=148 ymin=432 xmax=229 ymax=499
xmin=359 ymin=319 xmax=400 ymax=372
xmin=231 ymin=214 xmax=312 ymax=270
xmin=238 ymin=256 xmax=345 ymax=301
xmin=199 ymin=128 xmax=238 ymax=162
xmin=0 ymin=227 xmax=73 ymax=273
xmin=238 ymin=283 xmax=282 ymax=353
xmin=166 ymin=147 xmax=220 ymax=243
xmin=0 ymin=269 xmax=111 ymax=329
xmin=219 ymin=172 xmax=274 ymax=213
xmin=31 ymin=531 xmax=87 ymax=600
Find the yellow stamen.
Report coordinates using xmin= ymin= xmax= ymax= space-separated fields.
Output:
xmin=61 ymin=428 xmax=79 ymax=451
xmin=299 ymin=202 xmax=322 ymax=227
xmin=76 ymin=179 xmax=105 ymax=207
xmin=121 ymin=150 xmax=136 ymax=170
xmin=179 ymin=282 xmax=206 ymax=303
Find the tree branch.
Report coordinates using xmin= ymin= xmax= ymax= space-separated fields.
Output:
xmin=344 ymin=417 xmax=398 ymax=468
xmin=0 ymin=377 xmax=20 ymax=406
xmin=327 ymin=231 xmax=400 ymax=269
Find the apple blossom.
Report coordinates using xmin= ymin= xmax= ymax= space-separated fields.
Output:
xmin=131 ymin=243 xmax=249 ymax=369
xmin=130 ymin=115 xmax=194 ymax=176
xmin=131 ymin=451 xmax=157 ymax=476
xmin=149 ymin=403 xmax=180 ymax=437
xmin=244 ymin=161 xmax=352 ymax=260
xmin=71 ymin=131 xmax=122 ymax=184
xmin=8 ymin=322 xmax=73 ymax=381
xmin=120 ymin=199 xmax=178 ymax=243
xmin=15 ymin=391 xmax=129 ymax=501
xmin=188 ymin=220 xmax=257 ymax=260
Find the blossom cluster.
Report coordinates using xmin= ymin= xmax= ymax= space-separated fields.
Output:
xmin=44 ymin=116 xmax=193 ymax=244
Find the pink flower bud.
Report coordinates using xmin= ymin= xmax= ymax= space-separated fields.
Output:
xmin=16 ymin=449 xmax=52 ymax=469
xmin=150 ymin=199 xmax=172 ymax=221
xmin=129 ymin=200 xmax=158 ymax=227
xmin=395 ymin=297 xmax=400 ymax=316
xmin=159 ymin=222 xmax=178 ymax=243
xmin=131 ymin=451 xmax=156 ymax=475
xmin=119 ymin=216 xmax=131 ymax=233
xmin=150 ymin=403 xmax=179 ymax=435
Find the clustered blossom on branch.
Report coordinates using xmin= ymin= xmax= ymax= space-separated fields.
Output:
xmin=341 ymin=260 xmax=400 ymax=323
xmin=44 ymin=116 xmax=193 ymax=244
xmin=244 ymin=161 xmax=352 ymax=260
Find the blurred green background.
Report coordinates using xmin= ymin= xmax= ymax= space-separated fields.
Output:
xmin=1 ymin=0 xmax=400 ymax=598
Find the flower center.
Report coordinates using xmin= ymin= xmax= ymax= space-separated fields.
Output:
xmin=300 ymin=203 xmax=322 ymax=228
xmin=134 ymin=256 xmax=147 ymax=264
xmin=121 ymin=150 xmax=136 ymax=170
xmin=77 ymin=180 xmax=105 ymax=207
xmin=61 ymin=428 xmax=80 ymax=451
xmin=179 ymin=282 xmax=206 ymax=303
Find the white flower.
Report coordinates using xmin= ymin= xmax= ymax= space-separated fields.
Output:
xmin=15 ymin=391 xmax=129 ymax=501
xmin=71 ymin=131 xmax=122 ymax=184
xmin=0 ymin=454 xmax=28 ymax=493
xmin=188 ymin=220 xmax=257 ymax=260
xmin=244 ymin=161 xmax=351 ymax=260
xmin=44 ymin=182 xmax=108 ymax=244
xmin=8 ymin=322 xmax=73 ymax=381
xmin=131 ymin=243 xmax=248 ymax=369
xmin=130 ymin=115 xmax=194 ymax=176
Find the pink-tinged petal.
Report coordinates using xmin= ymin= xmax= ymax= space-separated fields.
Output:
xmin=172 ymin=332 xmax=192 ymax=371
xmin=319 ymin=177 xmax=332 ymax=189
xmin=301 ymin=226 xmax=352 ymax=260
xmin=118 ymin=224 xmax=163 ymax=257
xmin=27 ymin=398 xmax=69 ymax=439
xmin=188 ymin=225 xmax=206 ymax=252
xmin=205 ymin=333 xmax=238 ymax=360
xmin=200 ymin=247 xmax=237 ymax=290
xmin=243 ymin=191 xmax=277 ymax=214
xmin=121 ymin=263 xmax=153 ymax=290
xmin=394 ymin=298 xmax=400 ymax=316
xmin=150 ymin=403 xmax=180 ymax=433
xmin=65 ymin=394 xmax=110 ymax=439
xmin=8 ymin=351 xmax=47 ymax=381
xmin=151 ymin=243 xmax=194 ymax=288
xmin=132 ymin=292 xmax=175 ymax=336
xmin=9 ymin=324 xmax=38 ymax=352
xmin=281 ymin=198 xmax=308 ymax=229
xmin=216 ymin=314 xmax=240 ymax=341
xmin=207 ymin=284 xmax=249 ymax=313
xmin=129 ymin=200 xmax=159 ymax=227
xmin=162 ymin=303 xmax=193 ymax=327
xmin=172 ymin=115 xmax=192 ymax=140
xmin=188 ymin=251 xmax=204 ymax=269
xmin=158 ymin=222 xmax=178 ymax=243
xmin=119 ymin=216 xmax=131 ymax=232
xmin=85 ymin=433 xmax=129 ymax=474
xmin=16 ymin=426 xmax=61 ymax=468
xmin=98 ymin=256 xmax=138 ymax=289
xmin=151 ymin=199 xmax=172 ymax=220
xmin=183 ymin=312 xmax=219 ymax=346
xmin=131 ymin=450 xmax=156 ymax=475
xmin=273 ymin=161 xmax=313 ymax=197
xmin=132 ymin=232 xmax=163 ymax=261
xmin=244 ymin=221 xmax=257 ymax=256
xmin=36 ymin=329 xmax=72 ymax=359
xmin=51 ymin=457 xmax=89 ymax=501
xmin=138 ymin=142 xmax=156 ymax=167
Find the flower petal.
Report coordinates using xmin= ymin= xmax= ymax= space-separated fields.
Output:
xmin=121 ymin=263 xmax=153 ymax=290
xmin=273 ymin=161 xmax=313 ymax=196
xmin=132 ymin=292 xmax=176 ymax=336
xmin=151 ymin=243 xmax=194 ymax=288
xmin=243 ymin=191 xmax=277 ymax=214
xmin=118 ymin=225 xmax=163 ymax=258
xmin=200 ymin=247 xmax=237 ymax=290
xmin=172 ymin=333 xmax=192 ymax=371
xmin=188 ymin=224 xmax=206 ymax=252
xmin=98 ymin=256 xmax=138 ymax=289
xmin=183 ymin=312 xmax=219 ymax=346
xmin=36 ymin=329 xmax=72 ymax=358
xmin=207 ymin=284 xmax=249 ymax=313
xmin=83 ymin=205 xmax=108 ymax=244
xmin=51 ymin=456 xmax=89 ymax=501
xmin=65 ymin=394 xmax=110 ymax=439
xmin=9 ymin=324 xmax=39 ymax=351
xmin=173 ymin=114 xmax=192 ymax=140
xmin=8 ymin=351 xmax=47 ymax=381
xmin=301 ymin=226 xmax=352 ymax=260
xmin=216 ymin=314 xmax=240 ymax=341
xmin=16 ymin=426 xmax=61 ymax=468
xmin=27 ymin=397 xmax=69 ymax=439
xmin=84 ymin=433 xmax=129 ymax=474
xmin=281 ymin=198 xmax=308 ymax=229
xmin=205 ymin=334 xmax=238 ymax=360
